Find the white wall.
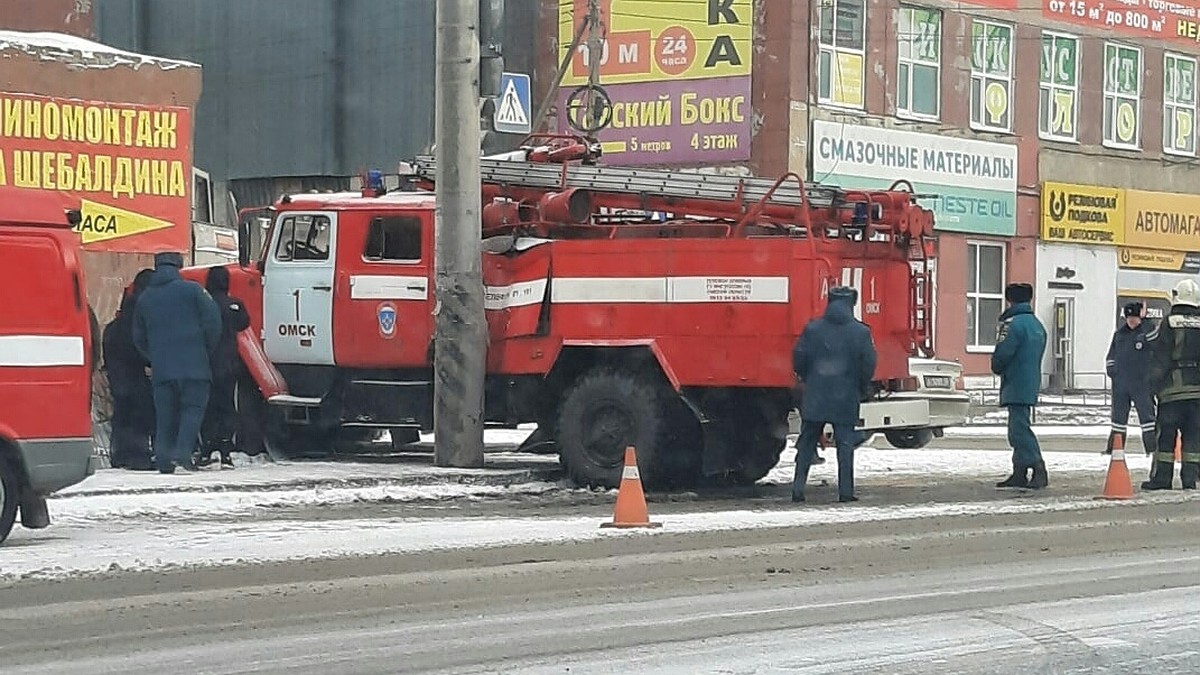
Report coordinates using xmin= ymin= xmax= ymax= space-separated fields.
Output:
xmin=1035 ymin=243 xmax=1117 ymax=390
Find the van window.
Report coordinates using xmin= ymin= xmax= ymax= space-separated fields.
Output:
xmin=363 ymin=216 xmax=422 ymax=262
xmin=0 ymin=233 xmax=74 ymax=333
xmin=274 ymin=214 xmax=331 ymax=262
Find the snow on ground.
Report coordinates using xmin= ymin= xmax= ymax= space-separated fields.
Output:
xmin=5 ymin=488 xmax=1195 ymax=583
xmin=0 ymin=446 xmax=1163 ymax=583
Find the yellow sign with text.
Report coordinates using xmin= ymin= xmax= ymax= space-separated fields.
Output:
xmin=1124 ymin=189 xmax=1200 ymax=252
xmin=1117 ymin=247 xmax=1187 ymax=271
xmin=1040 ymin=182 xmax=1124 ymax=245
xmin=75 ymin=198 xmax=172 ymax=245
xmin=558 ymin=0 xmax=752 ymax=86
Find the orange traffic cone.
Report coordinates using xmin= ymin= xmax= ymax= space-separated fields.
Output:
xmin=1096 ymin=433 xmax=1134 ymax=501
xmin=601 ymin=446 xmax=662 ymax=529
xmin=1175 ymin=434 xmax=1182 ymax=463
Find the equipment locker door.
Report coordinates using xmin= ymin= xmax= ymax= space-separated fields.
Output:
xmin=263 ymin=212 xmax=337 ymax=365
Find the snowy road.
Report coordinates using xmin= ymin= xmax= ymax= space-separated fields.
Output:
xmin=4 ymin=500 xmax=1200 ymax=674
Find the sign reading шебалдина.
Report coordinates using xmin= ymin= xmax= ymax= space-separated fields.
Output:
xmin=811 ymin=120 xmax=1018 ymax=236
xmin=0 ymin=91 xmax=192 ymax=254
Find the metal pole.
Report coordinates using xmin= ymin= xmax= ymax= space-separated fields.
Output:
xmin=434 ymin=0 xmax=486 ymax=468
xmin=584 ymin=0 xmax=603 ymax=130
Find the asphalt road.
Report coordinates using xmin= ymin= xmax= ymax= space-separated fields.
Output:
xmin=4 ymin=498 xmax=1200 ymax=674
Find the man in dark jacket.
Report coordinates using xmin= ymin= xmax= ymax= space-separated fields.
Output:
xmin=133 ymin=251 xmax=222 ymax=474
xmin=1142 ymin=279 xmax=1200 ymax=490
xmin=1104 ymin=302 xmax=1156 ymax=456
xmin=197 ymin=266 xmax=252 ymax=468
xmin=103 ymin=269 xmax=156 ymax=471
xmin=791 ymin=286 xmax=877 ymax=503
xmin=991 ymin=282 xmax=1049 ymax=489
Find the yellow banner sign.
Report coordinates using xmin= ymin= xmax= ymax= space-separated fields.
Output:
xmin=76 ymin=198 xmax=172 ymax=245
xmin=1040 ymin=182 xmax=1124 ymax=245
xmin=558 ymin=0 xmax=752 ymax=86
xmin=1125 ymin=189 xmax=1200 ymax=252
xmin=1117 ymin=247 xmax=1189 ymax=271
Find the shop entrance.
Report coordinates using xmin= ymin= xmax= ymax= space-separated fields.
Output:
xmin=1048 ymin=296 xmax=1075 ymax=393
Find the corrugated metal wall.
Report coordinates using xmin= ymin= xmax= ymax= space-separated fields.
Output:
xmin=95 ymin=0 xmax=539 ymax=183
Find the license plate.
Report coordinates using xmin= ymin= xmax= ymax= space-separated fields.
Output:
xmin=924 ymin=375 xmax=952 ymax=389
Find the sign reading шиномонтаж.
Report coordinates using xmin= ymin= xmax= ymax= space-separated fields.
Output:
xmin=0 ymin=91 xmax=192 ymax=253
xmin=811 ymin=119 xmax=1018 ymax=236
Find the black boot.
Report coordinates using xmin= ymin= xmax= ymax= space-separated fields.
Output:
xmin=1028 ymin=461 xmax=1048 ymax=489
xmin=1181 ymin=462 xmax=1198 ymax=490
xmin=1141 ymin=461 xmax=1175 ymax=491
xmin=996 ymin=464 xmax=1030 ymax=488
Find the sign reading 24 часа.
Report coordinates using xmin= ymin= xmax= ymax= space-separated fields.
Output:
xmin=811 ymin=119 xmax=1018 ymax=236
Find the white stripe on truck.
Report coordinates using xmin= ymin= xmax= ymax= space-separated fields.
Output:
xmin=0 ymin=335 xmax=85 ymax=367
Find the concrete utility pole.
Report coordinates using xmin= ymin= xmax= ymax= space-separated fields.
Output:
xmin=433 ymin=0 xmax=486 ymax=468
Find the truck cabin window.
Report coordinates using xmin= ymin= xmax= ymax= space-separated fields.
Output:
xmin=364 ymin=215 xmax=422 ymax=262
xmin=274 ymin=214 xmax=331 ymax=262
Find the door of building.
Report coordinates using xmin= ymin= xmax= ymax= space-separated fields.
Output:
xmin=1049 ymin=297 xmax=1075 ymax=393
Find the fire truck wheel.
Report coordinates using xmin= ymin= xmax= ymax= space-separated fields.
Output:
xmin=556 ymin=368 xmax=666 ymax=489
xmin=884 ymin=428 xmax=934 ymax=449
xmin=0 ymin=456 xmax=18 ymax=544
xmin=728 ymin=398 xmax=790 ymax=486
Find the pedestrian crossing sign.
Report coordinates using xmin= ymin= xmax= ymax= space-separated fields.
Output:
xmin=494 ymin=72 xmax=531 ymax=135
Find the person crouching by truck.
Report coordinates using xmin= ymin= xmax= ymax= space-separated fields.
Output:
xmin=991 ymin=283 xmax=1049 ymax=490
xmin=195 ymin=266 xmax=251 ymax=468
xmin=103 ymin=269 xmax=157 ymax=471
xmin=791 ymin=286 xmax=877 ymax=504
xmin=1104 ymin=302 xmax=1156 ymax=456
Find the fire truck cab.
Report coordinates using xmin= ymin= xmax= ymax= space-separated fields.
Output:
xmin=207 ymin=141 xmax=949 ymax=489
xmin=0 ymin=189 xmax=96 ymax=544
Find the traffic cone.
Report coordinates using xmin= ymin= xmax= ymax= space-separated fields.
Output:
xmin=1096 ymin=433 xmax=1134 ymax=501
xmin=600 ymin=446 xmax=662 ymax=529
xmin=1175 ymin=434 xmax=1182 ymax=463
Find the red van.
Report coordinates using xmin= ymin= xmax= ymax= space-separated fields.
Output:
xmin=0 ymin=188 xmax=95 ymax=544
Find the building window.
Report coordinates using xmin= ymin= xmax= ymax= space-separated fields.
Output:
xmin=970 ymin=20 xmax=1013 ymax=133
xmin=966 ymin=241 xmax=1006 ymax=349
xmin=817 ymin=0 xmax=866 ymax=109
xmin=897 ymin=6 xmax=941 ymax=120
xmin=1164 ymin=52 xmax=1197 ymax=156
xmin=364 ymin=216 xmax=422 ymax=262
xmin=1103 ymin=42 xmax=1142 ymax=150
xmin=1039 ymin=32 xmax=1079 ymax=142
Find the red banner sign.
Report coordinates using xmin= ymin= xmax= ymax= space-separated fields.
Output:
xmin=0 ymin=92 xmax=193 ymax=253
xmin=1044 ymin=0 xmax=1200 ymax=47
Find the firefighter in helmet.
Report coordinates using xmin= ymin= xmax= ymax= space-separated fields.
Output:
xmin=1143 ymin=279 xmax=1200 ymax=490
xmin=1104 ymin=301 xmax=1156 ymax=456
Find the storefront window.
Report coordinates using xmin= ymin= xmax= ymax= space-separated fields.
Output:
xmin=1039 ymin=32 xmax=1078 ymax=142
xmin=1164 ymin=52 xmax=1197 ymax=157
xmin=967 ymin=241 xmax=1006 ymax=349
xmin=970 ymin=20 xmax=1012 ymax=133
xmin=897 ymin=6 xmax=941 ymax=120
xmin=1103 ymin=42 xmax=1142 ymax=150
xmin=817 ymin=0 xmax=866 ymax=109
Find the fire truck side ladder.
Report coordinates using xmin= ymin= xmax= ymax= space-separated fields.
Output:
xmin=412 ymin=156 xmax=847 ymax=213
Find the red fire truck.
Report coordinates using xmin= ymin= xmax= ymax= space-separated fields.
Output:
xmin=0 ymin=189 xmax=96 ymax=543
xmin=193 ymin=138 xmax=939 ymax=489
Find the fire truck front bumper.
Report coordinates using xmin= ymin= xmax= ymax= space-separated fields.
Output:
xmin=17 ymin=437 xmax=95 ymax=495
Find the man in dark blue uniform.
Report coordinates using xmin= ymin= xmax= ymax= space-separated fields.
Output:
xmin=791 ymin=286 xmax=877 ymax=503
xmin=133 ymin=252 xmax=222 ymax=474
xmin=197 ymin=266 xmax=252 ymax=468
xmin=103 ymin=269 xmax=156 ymax=471
xmin=1104 ymin=302 xmax=1156 ymax=456
xmin=992 ymin=282 xmax=1048 ymax=489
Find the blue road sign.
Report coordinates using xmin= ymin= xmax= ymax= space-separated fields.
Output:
xmin=494 ymin=72 xmax=532 ymax=135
